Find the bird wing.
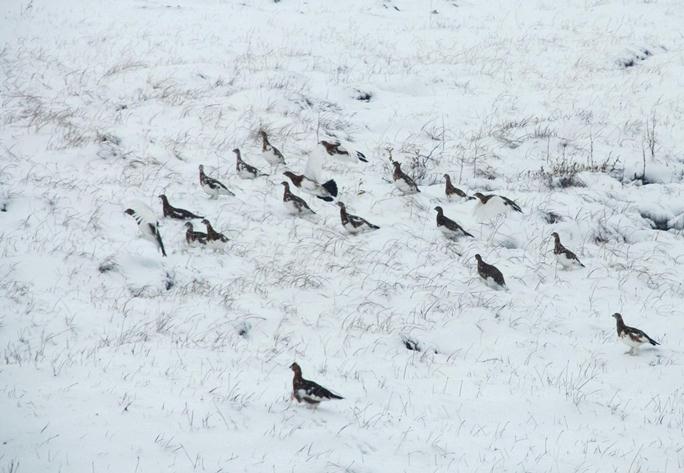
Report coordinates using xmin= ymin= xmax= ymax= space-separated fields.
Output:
xmin=301 ymin=379 xmax=343 ymax=401
xmin=305 ymin=150 xmax=325 ymax=183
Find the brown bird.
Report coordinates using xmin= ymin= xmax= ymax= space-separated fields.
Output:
xmin=201 ymin=219 xmax=229 ymax=243
xmin=337 ymin=202 xmax=379 ymax=234
xmin=391 ymin=161 xmax=420 ymax=194
xmin=320 ymin=140 xmax=368 ymax=163
xmin=473 ymin=192 xmax=522 ymax=213
xmin=184 ymin=222 xmax=207 ymax=245
xmin=259 ymin=130 xmax=286 ymax=168
xmin=611 ymin=313 xmax=659 ymax=355
xmin=443 ymin=174 xmax=472 ymax=200
xmin=551 ymin=232 xmax=584 ymax=269
xmin=290 ymin=362 xmax=343 ymax=405
xmin=434 ymin=206 xmax=473 ymax=239
xmin=233 ymin=148 xmax=267 ymax=179
xmin=281 ymin=181 xmax=316 ymax=216
xmin=159 ymin=194 xmax=203 ymax=220
xmin=283 ymin=171 xmax=337 ymax=202
xmin=475 ymin=254 xmax=506 ymax=289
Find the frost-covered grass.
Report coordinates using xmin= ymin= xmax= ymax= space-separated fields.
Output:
xmin=1 ymin=0 xmax=684 ymax=471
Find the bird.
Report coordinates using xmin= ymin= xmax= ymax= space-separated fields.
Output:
xmin=124 ymin=208 xmax=167 ymax=257
xmin=201 ymin=219 xmax=229 ymax=243
xmin=443 ymin=174 xmax=472 ymax=201
xmin=158 ymin=194 xmax=203 ymax=220
xmin=259 ymin=130 xmax=286 ymax=168
xmin=283 ymin=171 xmax=337 ymax=202
xmin=320 ymin=140 xmax=368 ymax=163
xmin=434 ymin=206 xmax=474 ymax=239
xmin=184 ymin=222 xmax=207 ymax=245
xmin=199 ymin=165 xmax=235 ymax=199
xmin=289 ymin=362 xmax=343 ymax=405
xmin=611 ymin=313 xmax=659 ymax=355
xmin=281 ymin=181 xmax=316 ymax=216
xmin=391 ymin=161 xmax=420 ymax=194
xmin=551 ymin=232 xmax=584 ymax=269
xmin=233 ymin=148 xmax=267 ymax=179
xmin=473 ymin=192 xmax=522 ymax=213
xmin=337 ymin=202 xmax=380 ymax=234
xmin=475 ymin=254 xmax=506 ymax=289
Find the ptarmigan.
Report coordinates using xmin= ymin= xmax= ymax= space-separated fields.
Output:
xmin=199 ymin=165 xmax=235 ymax=199
xmin=124 ymin=208 xmax=167 ymax=257
xmin=233 ymin=148 xmax=267 ymax=179
xmin=281 ymin=181 xmax=316 ymax=216
xmin=290 ymin=362 xmax=343 ymax=405
xmin=551 ymin=232 xmax=584 ymax=269
xmin=184 ymin=222 xmax=207 ymax=246
xmin=443 ymin=174 xmax=472 ymax=201
xmin=159 ymin=194 xmax=203 ymax=220
xmin=201 ymin=219 xmax=229 ymax=243
xmin=320 ymin=140 xmax=368 ymax=163
xmin=611 ymin=313 xmax=659 ymax=355
xmin=434 ymin=206 xmax=474 ymax=240
xmin=283 ymin=171 xmax=338 ymax=202
xmin=337 ymin=202 xmax=379 ymax=234
xmin=475 ymin=254 xmax=506 ymax=290
xmin=259 ymin=130 xmax=286 ymax=169
xmin=473 ymin=192 xmax=522 ymax=214
xmin=391 ymin=161 xmax=420 ymax=194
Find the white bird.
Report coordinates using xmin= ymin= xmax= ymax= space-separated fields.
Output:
xmin=124 ymin=207 xmax=167 ymax=257
xmin=199 ymin=164 xmax=235 ymax=198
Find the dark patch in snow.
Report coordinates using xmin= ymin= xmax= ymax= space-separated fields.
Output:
xmin=542 ymin=211 xmax=563 ymax=224
xmin=354 ymin=89 xmax=373 ymax=102
xmin=617 ymin=47 xmax=662 ymax=69
xmin=98 ymin=259 xmax=118 ymax=273
xmin=164 ymin=272 xmax=174 ymax=291
xmin=640 ymin=211 xmax=673 ymax=231
xmin=401 ymin=336 xmax=421 ymax=352
xmin=236 ymin=321 xmax=252 ymax=338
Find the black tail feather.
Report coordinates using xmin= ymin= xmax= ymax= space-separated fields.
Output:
xmin=647 ymin=336 xmax=660 ymax=346
xmin=156 ymin=225 xmax=167 ymax=257
xmin=316 ymin=195 xmax=334 ymax=202
xmin=321 ymin=179 xmax=338 ymax=197
xmin=355 ymin=151 xmax=368 ymax=163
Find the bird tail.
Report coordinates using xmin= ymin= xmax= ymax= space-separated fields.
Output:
xmin=316 ymin=195 xmax=334 ymax=202
xmin=355 ymin=151 xmax=368 ymax=163
xmin=321 ymin=179 xmax=338 ymax=197
xmin=370 ymin=223 xmax=380 ymax=230
xmin=156 ymin=225 xmax=167 ymax=257
xmin=464 ymin=230 xmax=475 ymax=238
xmin=330 ymin=393 xmax=344 ymax=400
xmin=647 ymin=336 xmax=660 ymax=346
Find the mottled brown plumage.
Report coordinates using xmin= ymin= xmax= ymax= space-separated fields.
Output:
xmin=391 ymin=161 xmax=420 ymax=194
xmin=434 ymin=206 xmax=473 ymax=239
xmin=551 ymin=232 xmax=584 ymax=268
xmin=443 ymin=174 xmax=469 ymax=199
xmin=612 ymin=313 xmax=659 ymax=354
xmin=337 ymin=202 xmax=379 ymax=234
xmin=184 ymin=222 xmax=207 ymax=245
xmin=201 ymin=219 xmax=229 ymax=243
xmin=281 ymin=181 xmax=316 ymax=216
xmin=475 ymin=254 xmax=506 ymax=289
xmin=159 ymin=194 xmax=203 ymax=220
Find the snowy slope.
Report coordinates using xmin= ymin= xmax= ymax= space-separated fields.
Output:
xmin=1 ymin=0 xmax=684 ymax=471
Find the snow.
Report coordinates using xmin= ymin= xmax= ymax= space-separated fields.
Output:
xmin=2 ymin=0 xmax=684 ymax=472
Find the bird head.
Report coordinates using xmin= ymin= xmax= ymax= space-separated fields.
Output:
xmin=201 ymin=219 xmax=210 ymax=226
xmin=336 ymin=201 xmax=345 ymax=209
xmin=551 ymin=232 xmax=559 ymax=240
xmin=232 ymin=148 xmax=240 ymax=155
xmin=434 ymin=206 xmax=443 ymax=213
xmin=289 ymin=362 xmax=301 ymax=374
xmin=473 ymin=192 xmax=485 ymax=202
xmin=280 ymin=181 xmax=289 ymax=187
xmin=392 ymin=161 xmax=401 ymax=169
xmin=158 ymin=194 xmax=167 ymax=202
xmin=124 ymin=208 xmax=135 ymax=216
xmin=611 ymin=313 xmax=622 ymax=321
xmin=199 ymin=164 xmax=204 ymax=173
xmin=474 ymin=254 xmax=482 ymax=261
xmin=443 ymin=173 xmax=450 ymax=180
xmin=283 ymin=171 xmax=293 ymax=178
xmin=184 ymin=222 xmax=192 ymax=229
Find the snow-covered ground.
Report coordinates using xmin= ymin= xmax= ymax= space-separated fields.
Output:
xmin=2 ymin=0 xmax=684 ymax=471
